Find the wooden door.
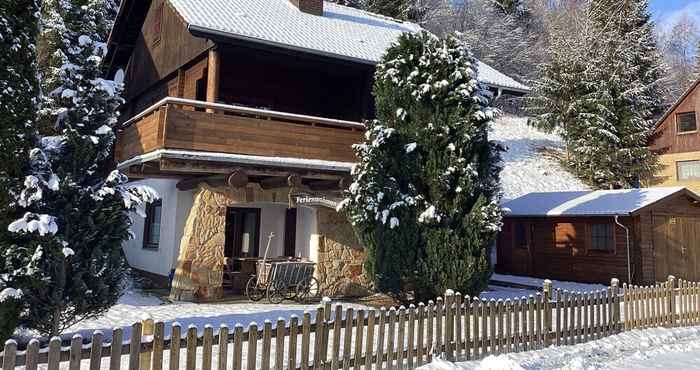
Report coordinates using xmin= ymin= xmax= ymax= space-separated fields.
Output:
xmin=653 ymin=215 xmax=700 ymax=281
xmin=510 ymin=222 xmax=532 ymax=276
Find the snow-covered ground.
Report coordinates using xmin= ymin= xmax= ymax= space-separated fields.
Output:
xmin=491 ymin=273 xmax=608 ymax=293
xmin=58 ymin=288 xmax=368 ymax=343
xmin=419 ymin=325 xmax=700 ymax=370
xmin=491 ymin=115 xmax=589 ymax=202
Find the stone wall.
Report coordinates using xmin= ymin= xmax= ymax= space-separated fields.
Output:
xmin=169 ymin=182 xmax=373 ymax=301
xmin=170 ymin=183 xmax=290 ymax=302
xmin=315 ymin=208 xmax=372 ymax=297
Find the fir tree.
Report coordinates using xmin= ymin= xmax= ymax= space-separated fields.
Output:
xmin=340 ymin=32 xmax=502 ymax=301
xmin=7 ymin=0 xmax=156 ymax=336
xmin=360 ymin=0 xmax=424 ymax=21
xmin=0 ymin=0 xmax=42 ymax=342
xmin=528 ymin=0 xmax=662 ymax=188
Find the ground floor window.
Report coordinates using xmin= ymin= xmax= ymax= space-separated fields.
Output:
xmin=143 ymin=199 xmax=162 ymax=250
xmin=677 ymin=160 xmax=700 ymax=180
xmin=589 ymin=223 xmax=614 ymax=252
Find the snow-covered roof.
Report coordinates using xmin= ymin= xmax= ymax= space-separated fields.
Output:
xmin=167 ymin=0 xmax=529 ymax=92
xmin=502 ymin=187 xmax=695 ymax=217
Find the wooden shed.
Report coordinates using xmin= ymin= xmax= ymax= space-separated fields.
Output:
xmin=496 ymin=187 xmax=700 ymax=285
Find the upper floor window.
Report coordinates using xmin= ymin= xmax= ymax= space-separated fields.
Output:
xmin=677 ymin=160 xmax=700 ymax=180
xmin=143 ymin=199 xmax=162 ymax=250
xmin=589 ymin=223 xmax=614 ymax=252
xmin=677 ymin=112 xmax=697 ymax=134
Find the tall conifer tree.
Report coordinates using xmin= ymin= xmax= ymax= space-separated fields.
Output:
xmin=6 ymin=0 xmax=156 ymax=336
xmin=340 ymin=32 xmax=502 ymax=301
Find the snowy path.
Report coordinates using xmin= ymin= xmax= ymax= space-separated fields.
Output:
xmin=419 ymin=325 xmax=700 ymax=370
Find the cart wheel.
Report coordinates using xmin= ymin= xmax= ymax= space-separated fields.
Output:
xmin=246 ymin=276 xmax=264 ymax=302
xmin=295 ymin=277 xmax=320 ymax=303
xmin=267 ymin=281 xmax=288 ymax=304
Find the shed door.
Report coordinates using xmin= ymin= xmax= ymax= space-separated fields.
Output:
xmin=653 ymin=215 xmax=700 ymax=281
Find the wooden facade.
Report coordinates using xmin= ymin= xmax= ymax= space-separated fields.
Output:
xmin=649 ymin=78 xmax=700 ymax=192
xmin=497 ymin=190 xmax=700 ymax=284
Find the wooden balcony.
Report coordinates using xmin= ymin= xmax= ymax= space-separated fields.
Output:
xmin=115 ymin=98 xmax=365 ymax=177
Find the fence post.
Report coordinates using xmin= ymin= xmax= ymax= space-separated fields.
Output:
xmin=141 ymin=316 xmax=154 ymax=370
xmin=611 ymin=278 xmax=620 ymax=333
xmin=542 ymin=280 xmax=552 ymax=347
xmin=444 ymin=290 xmax=455 ymax=362
xmin=668 ymin=276 xmax=676 ymax=327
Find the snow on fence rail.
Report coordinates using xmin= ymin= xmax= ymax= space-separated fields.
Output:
xmin=1 ymin=276 xmax=699 ymax=369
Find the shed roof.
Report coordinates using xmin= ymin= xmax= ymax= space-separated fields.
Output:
xmin=502 ymin=187 xmax=699 ymax=217
xmin=166 ymin=0 xmax=530 ymax=92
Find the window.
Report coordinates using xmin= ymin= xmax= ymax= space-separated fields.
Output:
xmin=589 ymin=223 xmax=614 ymax=252
xmin=554 ymin=223 xmax=576 ymax=249
xmin=677 ymin=112 xmax=697 ymax=134
xmin=514 ymin=223 xmax=527 ymax=248
xmin=224 ymin=208 xmax=261 ymax=259
xmin=677 ymin=160 xmax=700 ymax=180
xmin=143 ymin=199 xmax=162 ymax=249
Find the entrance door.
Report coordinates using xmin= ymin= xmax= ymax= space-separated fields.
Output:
xmin=283 ymin=208 xmax=297 ymax=257
xmin=653 ymin=215 xmax=700 ymax=281
xmin=224 ymin=208 xmax=261 ymax=258
xmin=510 ymin=222 xmax=532 ymax=276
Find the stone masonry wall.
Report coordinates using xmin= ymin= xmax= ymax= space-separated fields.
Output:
xmin=315 ymin=208 xmax=372 ymax=297
xmin=170 ymin=183 xmax=290 ymax=302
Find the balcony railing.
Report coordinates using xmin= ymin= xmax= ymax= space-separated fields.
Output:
xmin=115 ymin=97 xmax=365 ymax=166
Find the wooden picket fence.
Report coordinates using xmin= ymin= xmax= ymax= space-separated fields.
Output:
xmin=2 ymin=275 xmax=700 ymax=370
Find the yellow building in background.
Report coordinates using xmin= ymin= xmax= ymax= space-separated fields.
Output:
xmin=649 ymin=79 xmax=700 ymax=193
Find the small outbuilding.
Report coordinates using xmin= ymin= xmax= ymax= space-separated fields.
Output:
xmin=496 ymin=187 xmax=700 ymax=285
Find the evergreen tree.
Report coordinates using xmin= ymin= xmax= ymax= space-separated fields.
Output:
xmin=0 ymin=0 xmax=41 ymax=342
xmin=7 ymin=0 xmax=156 ymax=336
xmin=360 ymin=0 xmax=424 ymax=21
xmin=340 ymin=32 xmax=502 ymax=301
xmin=528 ymin=0 xmax=663 ymax=188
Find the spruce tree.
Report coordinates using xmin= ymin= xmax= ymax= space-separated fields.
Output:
xmin=340 ymin=32 xmax=502 ymax=301
xmin=0 ymin=0 xmax=42 ymax=342
xmin=360 ymin=0 xmax=424 ymax=21
xmin=528 ymin=0 xmax=662 ymax=188
xmin=7 ymin=0 xmax=157 ymax=336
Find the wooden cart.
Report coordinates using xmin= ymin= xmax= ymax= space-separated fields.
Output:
xmin=246 ymin=260 xmax=320 ymax=303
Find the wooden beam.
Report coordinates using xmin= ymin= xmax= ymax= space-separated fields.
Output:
xmin=176 ymin=169 xmax=248 ymax=191
xmin=307 ymin=179 xmax=342 ymax=191
xmin=260 ymin=173 xmax=303 ymax=190
xmin=206 ymin=47 xmax=220 ymax=113
xmin=158 ymin=158 xmax=346 ymax=180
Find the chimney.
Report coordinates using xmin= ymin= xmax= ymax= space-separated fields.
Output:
xmin=290 ymin=0 xmax=323 ymax=16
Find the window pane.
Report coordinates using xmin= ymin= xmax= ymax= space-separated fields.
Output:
xmin=144 ymin=201 xmax=162 ymax=248
xmin=590 ymin=224 xmax=613 ymax=251
xmin=515 ymin=223 xmax=527 ymax=247
xmin=678 ymin=161 xmax=700 ymax=180
xmin=677 ymin=112 xmax=697 ymax=133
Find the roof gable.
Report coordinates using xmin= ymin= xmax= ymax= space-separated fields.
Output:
xmin=655 ymin=77 xmax=700 ymax=131
xmin=107 ymin=0 xmax=530 ymax=93
xmin=502 ymin=187 xmax=698 ymax=217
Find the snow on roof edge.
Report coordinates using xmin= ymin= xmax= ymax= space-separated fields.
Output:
xmin=502 ymin=187 xmax=692 ymax=217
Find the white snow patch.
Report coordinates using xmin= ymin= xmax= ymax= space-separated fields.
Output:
xmin=490 ymin=115 xmax=588 ymax=202
xmin=418 ymin=326 xmax=700 ymax=370
xmin=0 ymin=288 xmax=22 ymax=303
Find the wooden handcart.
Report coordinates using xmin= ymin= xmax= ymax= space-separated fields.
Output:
xmin=246 ymin=260 xmax=320 ymax=303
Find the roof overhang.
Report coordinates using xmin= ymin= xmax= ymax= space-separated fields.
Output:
xmin=118 ymin=149 xmax=355 ymax=174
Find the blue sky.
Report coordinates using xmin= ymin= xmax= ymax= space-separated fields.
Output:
xmin=650 ymin=0 xmax=700 ymax=29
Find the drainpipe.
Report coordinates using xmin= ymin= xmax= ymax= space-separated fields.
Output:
xmin=614 ymin=215 xmax=632 ymax=284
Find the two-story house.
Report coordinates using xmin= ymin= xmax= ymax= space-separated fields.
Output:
xmin=650 ymin=78 xmax=700 ymax=192
xmin=106 ymin=0 xmax=530 ymax=301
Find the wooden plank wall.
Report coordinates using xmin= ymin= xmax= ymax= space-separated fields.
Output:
xmin=124 ymin=0 xmax=210 ymax=113
xmin=497 ymin=216 xmax=636 ymax=284
xmin=650 ymin=80 xmax=700 ymax=154
xmin=162 ymin=106 xmax=362 ymax=163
